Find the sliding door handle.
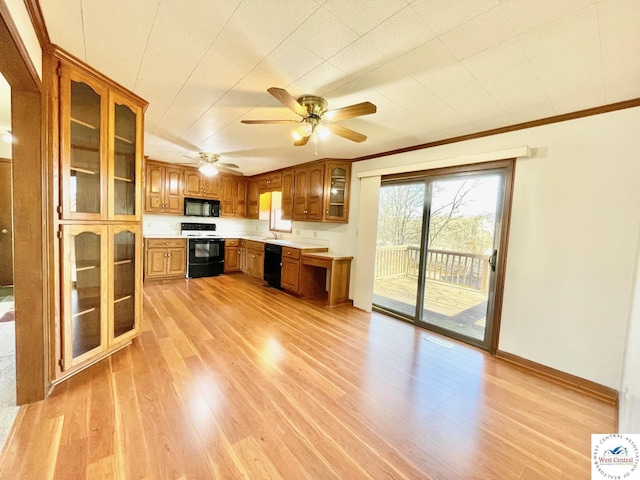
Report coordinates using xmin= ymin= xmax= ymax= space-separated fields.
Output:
xmin=488 ymin=249 xmax=498 ymax=272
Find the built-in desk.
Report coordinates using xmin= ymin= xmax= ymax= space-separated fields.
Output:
xmin=301 ymin=252 xmax=353 ymax=307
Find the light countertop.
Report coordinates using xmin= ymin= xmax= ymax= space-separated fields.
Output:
xmin=143 ymin=234 xmax=327 ymax=250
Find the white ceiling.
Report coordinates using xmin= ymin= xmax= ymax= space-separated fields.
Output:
xmin=38 ymin=0 xmax=640 ymax=176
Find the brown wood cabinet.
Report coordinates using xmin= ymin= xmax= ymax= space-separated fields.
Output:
xmin=247 ymin=177 xmax=260 ymax=219
xmin=280 ymin=246 xmax=328 ymax=294
xmin=239 ymin=239 xmax=247 ymax=272
xmin=323 ymin=161 xmax=351 ymax=222
xmin=244 ymin=240 xmax=264 ymax=279
xmin=221 ymin=176 xmax=248 ymax=217
xmin=144 ymin=238 xmax=186 ymax=279
xmin=281 ymin=169 xmax=294 ymax=220
xmin=184 ymin=168 xmax=221 ymax=199
xmin=280 ymin=161 xmax=350 ymax=223
xmin=51 ymin=49 xmax=147 ymax=378
xmin=293 ymin=165 xmax=324 ymax=221
xmin=280 ymin=247 xmax=301 ymax=292
xmin=144 ymin=161 xmax=183 ymax=214
xmin=224 ymin=238 xmax=241 ymax=272
xmin=259 ymin=172 xmax=282 ymax=192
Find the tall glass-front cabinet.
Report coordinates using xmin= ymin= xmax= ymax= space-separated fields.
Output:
xmin=51 ymin=50 xmax=146 ymax=377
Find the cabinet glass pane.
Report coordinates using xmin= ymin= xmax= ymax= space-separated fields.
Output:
xmin=70 ymin=81 xmax=102 ymax=214
xmin=113 ymin=230 xmax=136 ymax=337
xmin=71 ymin=231 xmax=102 ymax=357
xmin=114 ymin=103 xmax=137 ymax=215
xmin=328 ymin=167 xmax=346 ymax=217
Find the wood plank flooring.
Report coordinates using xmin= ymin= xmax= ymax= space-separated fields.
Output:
xmin=0 ymin=274 xmax=616 ymax=479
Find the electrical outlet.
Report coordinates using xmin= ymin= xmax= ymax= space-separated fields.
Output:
xmin=146 ymin=222 xmax=151 ymax=228
xmin=313 ymin=231 xmax=318 ymax=238
xmin=296 ymin=230 xmax=300 ymax=235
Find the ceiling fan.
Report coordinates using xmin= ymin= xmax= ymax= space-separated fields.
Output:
xmin=180 ymin=152 xmax=242 ymax=176
xmin=241 ymin=87 xmax=377 ymax=146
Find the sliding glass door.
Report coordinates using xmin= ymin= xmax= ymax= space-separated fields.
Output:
xmin=373 ymin=161 xmax=513 ymax=350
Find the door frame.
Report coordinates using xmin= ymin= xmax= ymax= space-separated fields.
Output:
xmin=0 ymin=3 xmax=50 ymax=403
xmin=376 ymin=159 xmax=515 ymax=354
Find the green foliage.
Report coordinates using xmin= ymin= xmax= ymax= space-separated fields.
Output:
xmin=377 ymin=179 xmax=495 ymax=254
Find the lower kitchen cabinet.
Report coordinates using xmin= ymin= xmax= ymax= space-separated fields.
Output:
xmin=224 ymin=238 xmax=241 ymax=272
xmin=244 ymin=240 xmax=264 ymax=279
xmin=239 ymin=239 xmax=247 ymax=271
xmin=144 ymin=238 xmax=187 ymax=279
xmin=280 ymin=246 xmax=328 ymax=294
xmin=60 ymin=224 xmax=142 ymax=371
xmin=281 ymin=247 xmax=301 ymax=292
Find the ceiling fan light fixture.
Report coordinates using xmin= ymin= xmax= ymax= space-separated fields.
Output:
xmin=315 ymin=123 xmax=330 ymax=140
xmin=199 ymin=163 xmax=219 ymax=177
xmin=292 ymin=123 xmax=312 ymax=141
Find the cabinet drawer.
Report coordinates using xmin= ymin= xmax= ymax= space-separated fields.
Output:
xmin=146 ymin=238 xmax=186 ymax=248
xmin=226 ymin=238 xmax=239 ymax=247
xmin=282 ymin=247 xmax=300 ymax=260
xmin=246 ymin=240 xmax=265 ymax=251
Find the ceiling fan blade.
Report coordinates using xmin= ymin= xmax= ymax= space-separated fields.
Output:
xmin=325 ymin=123 xmax=367 ymax=142
xmin=241 ymin=119 xmax=299 ymax=125
xmin=294 ymin=135 xmax=310 ymax=147
xmin=218 ymin=162 xmax=239 ymax=169
xmin=267 ymin=87 xmax=308 ymax=117
xmin=324 ymin=102 xmax=377 ymax=121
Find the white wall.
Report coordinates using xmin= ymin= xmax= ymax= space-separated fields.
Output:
xmin=350 ymin=107 xmax=640 ymax=390
xmin=619 ymin=224 xmax=640 ymax=432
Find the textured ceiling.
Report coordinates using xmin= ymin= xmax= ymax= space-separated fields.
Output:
xmin=39 ymin=0 xmax=640 ymax=176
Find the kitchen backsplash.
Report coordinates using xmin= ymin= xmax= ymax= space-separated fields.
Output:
xmin=143 ymin=214 xmax=331 ymax=246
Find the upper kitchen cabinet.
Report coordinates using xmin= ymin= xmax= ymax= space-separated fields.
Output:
xmin=184 ymin=168 xmax=221 ymax=199
xmin=58 ymin=59 xmax=144 ymax=221
xmin=144 ymin=160 xmax=183 ymax=214
xmin=293 ymin=164 xmax=324 ymax=221
xmin=281 ymin=161 xmax=350 ymax=223
xmin=323 ymin=161 xmax=351 ymax=222
xmin=221 ymin=176 xmax=247 ymax=217
xmin=247 ymin=177 xmax=260 ymax=219
xmin=259 ymin=172 xmax=282 ymax=192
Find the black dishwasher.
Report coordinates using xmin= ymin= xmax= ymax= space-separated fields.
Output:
xmin=263 ymin=243 xmax=282 ymax=288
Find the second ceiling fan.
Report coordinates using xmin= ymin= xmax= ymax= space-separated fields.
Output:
xmin=241 ymin=87 xmax=377 ymax=146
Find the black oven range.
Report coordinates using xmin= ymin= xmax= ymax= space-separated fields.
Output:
xmin=181 ymin=222 xmax=225 ymax=278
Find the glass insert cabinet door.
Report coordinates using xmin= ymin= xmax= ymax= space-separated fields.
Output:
xmin=110 ymin=225 xmax=141 ymax=343
xmin=61 ymin=225 xmax=108 ymax=367
xmin=324 ymin=162 xmax=350 ymax=222
xmin=110 ymin=93 xmax=142 ymax=220
xmin=60 ymin=65 xmax=109 ymax=220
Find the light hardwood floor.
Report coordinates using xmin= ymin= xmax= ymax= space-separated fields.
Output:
xmin=0 ymin=274 xmax=616 ymax=479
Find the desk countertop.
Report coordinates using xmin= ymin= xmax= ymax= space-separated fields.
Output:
xmin=302 ymin=252 xmax=353 ymax=261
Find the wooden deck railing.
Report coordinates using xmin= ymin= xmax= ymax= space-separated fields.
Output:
xmin=375 ymin=245 xmax=490 ymax=292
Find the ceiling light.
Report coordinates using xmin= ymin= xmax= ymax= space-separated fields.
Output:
xmin=2 ymin=131 xmax=12 ymax=143
xmin=292 ymin=123 xmax=312 ymax=141
xmin=315 ymin=124 xmax=330 ymax=140
xmin=199 ymin=163 xmax=218 ymax=176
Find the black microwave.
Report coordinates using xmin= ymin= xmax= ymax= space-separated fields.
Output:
xmin=184 ymin=198 xmax=220 ymax=217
